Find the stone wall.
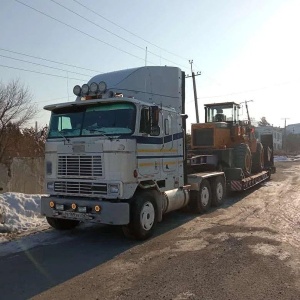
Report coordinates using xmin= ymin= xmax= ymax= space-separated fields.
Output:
xmin=0 ymin=157 xmax=44 ymax=194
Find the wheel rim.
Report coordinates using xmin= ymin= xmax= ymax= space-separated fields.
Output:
xmin=200 ymin=187 xmax=210 ymax=206
xmin=216 ymin=182 xmax=224 ymax=200
xmin=140 ymin=201 xmax=155 ymax=231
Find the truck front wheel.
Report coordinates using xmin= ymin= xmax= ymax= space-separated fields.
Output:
xmin=46 ymin=217 xmax=80 ymax=230
xmin=122 ymin=192 xmax=157 ymax=240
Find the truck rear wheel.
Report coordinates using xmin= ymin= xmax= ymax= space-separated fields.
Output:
xmin=189 ymin=179 xmax=211 ymax=213
xmin=211 ymin=176 xmax=225 ymax=207
xmin=46 ymin=217 xmax=80 ymax=230
xmin=122 ymin=191 xmax=157 ymax=240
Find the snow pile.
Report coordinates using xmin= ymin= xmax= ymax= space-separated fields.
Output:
xmin=0 ymin=193 xmax=47 ymax=241
xmin=274 ymin=155 xmax=300 ymax=162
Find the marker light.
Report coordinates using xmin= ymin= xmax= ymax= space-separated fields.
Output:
xmin=99 ymin=81 xmax=107 ymax=93
xmin=71 ymin=203 xmax=77 ymax=210
xmin=49 ymin=201 xmax=55 ymax=208
xmin=82 ymin=84 xmax=89 ymax=95
xmin=94 ymin=205 xmax=101 ymax=212
xmin=90 ymin=82 xmax=99 ymax=94
xmin=73 ymin=85 xmax=81 ymax=96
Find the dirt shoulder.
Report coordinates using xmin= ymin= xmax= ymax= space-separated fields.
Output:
xmin=34 ymin=161 xmax=300 ymax=300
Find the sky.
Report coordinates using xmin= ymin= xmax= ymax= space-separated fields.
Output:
xmin=0 ymin=0 xmax=299 ymax=129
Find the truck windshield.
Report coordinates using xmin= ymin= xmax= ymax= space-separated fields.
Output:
xmin=48 ymin=102 xmax=136 ymax=138
xmin=206 ymin=104 xmax=239 ymax=123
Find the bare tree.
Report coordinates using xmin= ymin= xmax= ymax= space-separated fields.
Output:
xmin=0 ymin=79 xmax=37 ymax=163
xmin=258 ymin=116 xmax=271 ymax=127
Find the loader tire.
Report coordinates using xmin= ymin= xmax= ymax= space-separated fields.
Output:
xmin=252 ymin=142 xmax=264 ymax=173
xmin=46 ymin=217 xmax=80 ymax=230
xmin=233 ymin=144 xmax=252 ymax=176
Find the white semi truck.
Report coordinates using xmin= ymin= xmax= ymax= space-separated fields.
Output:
xmin=41 ymin=66 xmax=273 ymax=240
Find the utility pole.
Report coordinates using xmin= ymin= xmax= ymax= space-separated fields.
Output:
xmin=186 ymin=60 xmax=201 ymax=123
xmin=281 ymin=117 xmax=290 ymax=153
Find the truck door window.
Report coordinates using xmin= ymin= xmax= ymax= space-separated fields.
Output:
xmin=140 ymin=107 xmax=150 ymax=134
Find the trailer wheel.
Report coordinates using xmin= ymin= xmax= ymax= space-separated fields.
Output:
xmin=46 ymin=217 xmax=80 ymax=230
xmin=122 ymin=191 xmax=157 ymax=240
xmin=189 ymin=179 xmax=211 ymax=214
xmin=252 ymin=142 xmax=264 ymax=173
xmin=211 ymin=176 xmax=226 ymax=207
xmin=233 ymin=143 xmax=252 ymax=176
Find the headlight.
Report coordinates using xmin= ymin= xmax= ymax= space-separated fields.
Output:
xmin=108 ymin=184 xmax=119 ymax=194
xmin=47 ymin=182 xmax=54 ymax=191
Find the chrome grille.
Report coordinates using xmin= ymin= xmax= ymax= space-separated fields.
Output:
xmin=54 ymin=181 xmax=107 ymax=195
xmin=58 ymin=155 xmax=103 ymax=177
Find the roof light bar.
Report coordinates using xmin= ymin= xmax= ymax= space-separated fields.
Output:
xmin=90 ymin=82 xmax=99 ymax=94
xmin=81 ymin=84 xmax=89 ymax=95
xmin=73 ymin=85 xmax=81 ymax=96
xmin=99 ymin=81 xmax=107 ymax=93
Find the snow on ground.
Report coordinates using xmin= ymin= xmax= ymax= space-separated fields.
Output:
xmin=0 ymin=193 xmax=47 ymax=243
xmin=274 ymin=155 xmax=300 ymax=162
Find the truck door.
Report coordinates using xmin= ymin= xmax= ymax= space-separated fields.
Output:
xmin=162 ymin=112 xmax=178 ymax=173
xmin=137 ymin=106 xmax=161 ymax=176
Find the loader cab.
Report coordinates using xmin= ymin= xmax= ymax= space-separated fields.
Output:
xmin=205 ymin=102 xmax=240 ymax=124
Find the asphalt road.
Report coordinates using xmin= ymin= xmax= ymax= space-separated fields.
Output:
xmin=1 ymin=161 xmax=300 ymax=300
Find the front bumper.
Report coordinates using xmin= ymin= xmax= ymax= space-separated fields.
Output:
xmin=41 ymin=196 xmax=130 ymax=225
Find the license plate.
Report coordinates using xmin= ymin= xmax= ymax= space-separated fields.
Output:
xmin=61 ymin=211 xmax=87 ymax=220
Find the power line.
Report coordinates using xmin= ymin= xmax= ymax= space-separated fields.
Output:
xmin=50 ymin=0 xmax=187 ymax=69
xmin=0 ymin=47 xmax=101 ymax=73
xmin=0 ymin=64 xmax=84 ymax=81
xmin=0 ymin=54 xmax=91 ymax=78
xmin=72 ymin=0 xmax=189 ymax=62
xmin=14 ymin=0 xmax=154 ymax=64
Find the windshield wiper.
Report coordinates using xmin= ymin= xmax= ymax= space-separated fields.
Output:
xmin=57 ymin=130 xmax=70 ymax=142
xmin=88 ymin=128 xmax=113 ymax=140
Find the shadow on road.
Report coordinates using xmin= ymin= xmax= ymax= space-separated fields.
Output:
xmin=0 ymin=183 xmax=268 ymax=300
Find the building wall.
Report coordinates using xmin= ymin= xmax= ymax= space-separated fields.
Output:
xmin=255 ymin=126 xmax=283 ymax=150
xmin=286 ymin=123 xmax=300 ymax=134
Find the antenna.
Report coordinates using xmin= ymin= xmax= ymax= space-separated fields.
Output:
xmin=145 ymin=47 xmax=148 ymax=66
xmin=66 ymin=71 xmax=70 ymax=101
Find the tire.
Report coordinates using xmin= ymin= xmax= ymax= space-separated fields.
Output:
xmin=122 ymin=191 xmax=157 ymax=240
xmin=211 ymin=176 xmax=226 ymax=207
xmin=189 ymin=179 xmax=211 ymax=214
xmin=233 ymin=144 xmax=252 ymax=176
xmin=46 ymin=217 xmax=80 ymax=230
xmin=252 ymin=142 xmax=264 ymax=173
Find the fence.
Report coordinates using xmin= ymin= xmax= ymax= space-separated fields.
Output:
xmin=0 ymin=157 xmax=44 ymax=194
